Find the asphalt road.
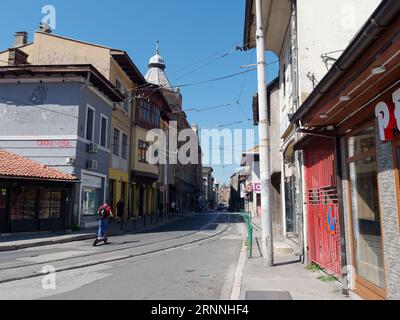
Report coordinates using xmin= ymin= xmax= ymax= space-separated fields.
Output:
xmin=0 ymin=211 xmax=246 ymax=300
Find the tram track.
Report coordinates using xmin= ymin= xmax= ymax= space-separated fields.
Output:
xmin=0 ymin=213 xmax=234 ymax=285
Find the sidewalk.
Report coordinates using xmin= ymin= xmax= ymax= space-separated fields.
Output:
xmin=0 ymin=211 xmax=193 ymax=253
xmin=239 ymin=216 xmax=359 ymax=300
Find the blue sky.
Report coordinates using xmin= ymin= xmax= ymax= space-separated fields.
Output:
xmin=0 ymin=0 xmax=278 ymax=184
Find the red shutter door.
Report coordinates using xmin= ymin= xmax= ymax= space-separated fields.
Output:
xmin=304 ymin=137 xmax=341 ymax=277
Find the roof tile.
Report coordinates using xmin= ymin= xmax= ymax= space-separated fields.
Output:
xmin=0 ymin=150 xmax=77 ymax=181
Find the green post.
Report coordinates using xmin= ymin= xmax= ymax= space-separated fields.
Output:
xmin=248 ymin=212 xmax=253 ymax=258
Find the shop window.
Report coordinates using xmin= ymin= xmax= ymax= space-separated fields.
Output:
xmin=39 ymin=189 xmax=62 ymax=219
xmin=10 ymin=187 xmax=38 ymax=220
xmin=347 ymin=126 xmax=385 ymax=290
xmin=82 ymin=187 xmax=99 ymax=216
xmin=348 ymin=126 xmax=375 ymax=158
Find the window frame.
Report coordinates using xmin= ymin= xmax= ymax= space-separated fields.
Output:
xmin=345 ymin=122 xmax=387 ymax=299
xmin=116 ymin=77 xmax=129 ymax=113
xmin=122 ymin=133 xmax=128 ymax=160
xmin=85 ymin=104 xmax=96 ymax=142
xmin=113 ymin=128 xmax=121 ymax=156
xmin=99 ymin=114 xmax=109 ymax=148
xmin=138 ymin=140 xmax=149 ymax=163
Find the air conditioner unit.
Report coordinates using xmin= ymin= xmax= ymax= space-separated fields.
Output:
xmin=66 ymin=157 xmax=76 ymax=165
xmin=88 ymin=143 xmax=99 ymax=153
xmin=87 ymin=160 xmax=98 ymax=170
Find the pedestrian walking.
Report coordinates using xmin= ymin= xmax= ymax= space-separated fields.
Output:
xmin=93 ymin=200 xmax=113 ymax=246
xmin=117 ymin=198 xmax=125 ymax=230
xmin=158 ymin=202 xmax=164 ymax=220
xmin=171 ymin=201 xmax=176 ymax=212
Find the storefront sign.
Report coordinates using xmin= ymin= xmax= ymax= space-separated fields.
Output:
xmin=82 ymin=174 xmax=102 ymax=189
xmin=375 ymin=87 xmax=400 ymax=141
xmin=253 ymin=182 xmax=261 ymax=194
xmin=37 ymin=140 xmax=72 ymax=148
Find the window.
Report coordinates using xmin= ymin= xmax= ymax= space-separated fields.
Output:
xmin=86 ymin=105 xmax=95 ymax=142
xmin=100 ymin=115 xmax=108 ymax=148
xmin=39 ymin=189 xmax=62 ymax=219
xmin=138 ymin=140 xmax=149 ymax=163
xmin=347 ymin=126 xmax=385 ymax=290
xmin=122 ymin=133 xmax=128 ymax=160
xmin=136 ymin=100 xmax=161 ymax=129
xmin=116 ymin=78 xmax=129 ymax=113
xmin=10 ymin=187 xmax=38 ymax=220
xmin=113 ymin=128 xmax=120 ymax=156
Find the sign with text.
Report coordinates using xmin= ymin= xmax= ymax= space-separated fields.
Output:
xmin=376 ymin=87 xmax=400 ymax=141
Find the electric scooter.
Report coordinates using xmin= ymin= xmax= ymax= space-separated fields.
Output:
xmin=93 ymin=236 xmax=108 ymax=246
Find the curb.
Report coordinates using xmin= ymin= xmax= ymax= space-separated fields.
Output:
xmin=0 ymin=234 xmax=95 ymax=253
xmin=230 ymin=240 xmax=248 ymax=300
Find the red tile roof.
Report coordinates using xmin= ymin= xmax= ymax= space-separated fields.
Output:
xmin=0 ymin=150 xmax=77 ymax=181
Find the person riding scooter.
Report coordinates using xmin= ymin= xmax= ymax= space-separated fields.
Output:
xmin=93 ymin=200 xmax=113 ymax=246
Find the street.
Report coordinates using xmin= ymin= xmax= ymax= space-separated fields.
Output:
xmin=0 ymin=212 xmax=245 ymax=300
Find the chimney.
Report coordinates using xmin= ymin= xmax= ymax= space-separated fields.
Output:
xmin=8 ymin=48 xmax=29 ymax=66
xmin=13 ymin=32 xmax=28 ymax=48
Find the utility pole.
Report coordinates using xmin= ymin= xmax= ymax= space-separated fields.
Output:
xmin=255 ymin=0 xmax=274 ymax=267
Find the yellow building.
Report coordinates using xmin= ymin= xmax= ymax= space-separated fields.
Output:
xmin=1 ymin=30 xmax=147 ymax=219
xmin=131 ymin=84 xmax=171 ymax=217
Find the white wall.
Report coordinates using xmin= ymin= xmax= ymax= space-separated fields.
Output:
xmin=278 ymin=0 xmax=381 ymax=139
xmin=296 ymin=0 xmax=381 ymax=104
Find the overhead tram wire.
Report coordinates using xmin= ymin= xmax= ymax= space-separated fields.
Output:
xmin=169 ymin=42 xmax=244 ymax=78
xmin=134 ymin=41 xmax=254 ymax=91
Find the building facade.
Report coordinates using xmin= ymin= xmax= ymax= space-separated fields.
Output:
xmin=0 ymin=64 xmax=123 ymax=229
xmin=243 ymin=0 xmax=382 ymax=257
xmin=291 ymin=0 xmax=400 ymax=299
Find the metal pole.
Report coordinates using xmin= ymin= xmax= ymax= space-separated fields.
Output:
xmin=255 ymin=0 xmax=274 ymax=267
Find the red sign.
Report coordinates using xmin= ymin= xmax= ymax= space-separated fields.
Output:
xmin=37 ymin=140 xmax=72 ymax=148
xmin=376 ymin=87 xmax=400 ymax=141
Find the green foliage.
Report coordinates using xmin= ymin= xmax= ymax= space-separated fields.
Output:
xmin=305 ymin=263 xmax=321 ymax=272
xmin=318 ymin=274 xmax=338 ymax=282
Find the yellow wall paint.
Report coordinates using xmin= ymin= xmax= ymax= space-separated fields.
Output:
xmin=109 ymin=168 xmax=129 ymax=218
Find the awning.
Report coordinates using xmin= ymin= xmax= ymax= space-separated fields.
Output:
xmin=131 ymin=171 xmax=159 ymax=184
